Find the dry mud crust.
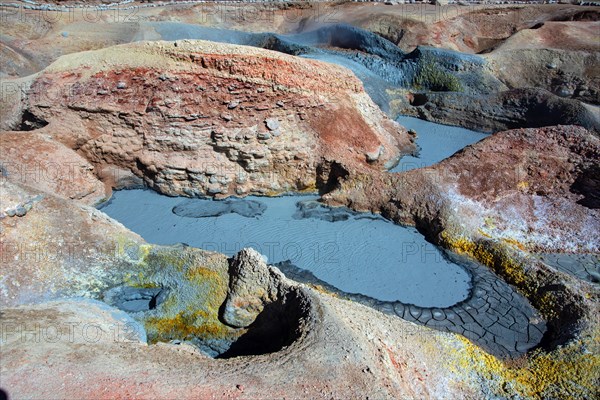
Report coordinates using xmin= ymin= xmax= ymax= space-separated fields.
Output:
xmin=277 ymin=251 xmax=546 ymax=360
xmin=0 ymin=288 xmax=487 ymax=399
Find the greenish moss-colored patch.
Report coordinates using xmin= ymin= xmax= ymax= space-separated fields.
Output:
xmin=440 ymin=231 xmax=530 ymax=290
xmin=118 ymin=245 xmax=238 ymax=345
xmin=145 ymin=310 xmax=238 ymax=344
xmin=413 ymin=56 xmax=463 ymax=92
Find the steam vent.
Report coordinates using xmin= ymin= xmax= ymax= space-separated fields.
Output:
xmin=1 ymin=1 xmax=599 ymax=399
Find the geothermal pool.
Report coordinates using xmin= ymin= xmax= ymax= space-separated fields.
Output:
xmin=102 ymin=22 xmax=492 ymax=310
xmin=390 ymin=116 xmax=488 ymax=172
xmin=100 ymin=190 xmax=472 ymax=308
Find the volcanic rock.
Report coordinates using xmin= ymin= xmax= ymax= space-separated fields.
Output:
xmin=222 ymin=248 xmax=283 ymax=328
xmin=391 ymin=88 xmax=600 ymax=133
xmin=0 ymin=131 xmax=107 ymax=205
xmin=8 ymin=40 xmax=413 ymax=198
xmin=328 ymin=125 xmax=600 ymax=253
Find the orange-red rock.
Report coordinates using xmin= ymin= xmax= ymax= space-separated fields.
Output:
xmin=15 ymin=40 xmax=413 ymax=198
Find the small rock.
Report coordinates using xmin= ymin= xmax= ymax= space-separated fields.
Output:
xmin=207 ymin=186 xmax=223 ymax=195
xmin=236 ymin=384 xmax=243 ymax=391
xmin=221 ymin=114 xmax=233 ymax=122
xmin=228 ymin=100 xmax=240 ymax=109
xmin=6 ymin=209 xmax=16 ymax=217
xmin=365 ymin=145 xmax=384 ymax=163
xmin=97 ymin=89 xmax=109 ymax=95
xmin=15 ymin=206 xmax=27 ymax=217
xmin=555 ymin=86 xmax=574 ymax=98
xmin=265 ymin=118 xmax=280 ymax=131
xmin=546 ymin=62 xmax=558 ymax=70
xmin=158 ymin=74 xmax=168 ymax=81
xmin=211 ymin=130 xmax=224 ymax=140
xmin=257 ymin=132 xmax=271 ymax=140
xmin=276 ymin=101 xmax=284 ymax=107
xmin=116 ymin=81 xmax=127 ymax=89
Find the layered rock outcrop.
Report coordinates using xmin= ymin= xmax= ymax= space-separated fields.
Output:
xmin=5 ymin=39 xmax=413 ymax=199
xmin=328 ymin=125 xmax=599 ymax=253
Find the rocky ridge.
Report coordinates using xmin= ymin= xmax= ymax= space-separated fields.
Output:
xmin=3 ymin=39 xmax=413 ymax=200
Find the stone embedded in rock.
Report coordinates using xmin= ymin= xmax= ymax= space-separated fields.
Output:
xmin=366 ymin=145 xmax=384 ymax=163
xmin=265 ymin=118 xmax=280 ymax=131
xmin=222 ymin=248 xmax=279 ymax=328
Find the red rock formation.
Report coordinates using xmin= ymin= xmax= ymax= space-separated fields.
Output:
xmin=16 ymin=40 xmax=413 ymax=198
xmin=327 ymin=125 xmax=600 ymax=253
xmin=0 ymin=131 xmax=107 ymax=204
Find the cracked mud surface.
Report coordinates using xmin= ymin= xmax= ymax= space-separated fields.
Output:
xmin=279 ymin=251 xmax=546 ymax=359
xmin=537 ymin=253 xmax=600 ymax=284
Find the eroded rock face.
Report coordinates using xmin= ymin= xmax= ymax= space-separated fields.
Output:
xmin=0 ymin=180 xmax=143 ymax=305
xmin=484 ymin=21 xmax=600 ymax=104
xmin=0 ymin=131 xmax=108 ymax=205
xmin=328 ymin=125 xmax=600 ymax=253
xmin=13 ymin=40 xmax=413 ymax=198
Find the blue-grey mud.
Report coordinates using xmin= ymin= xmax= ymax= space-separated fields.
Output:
xmin=100 ymin=188 xmax=546 ymax=357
